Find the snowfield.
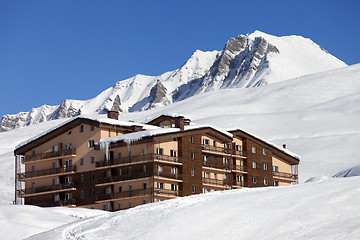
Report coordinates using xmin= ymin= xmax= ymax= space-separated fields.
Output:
xmin=0 ymin=63 xmax=359 ymax=239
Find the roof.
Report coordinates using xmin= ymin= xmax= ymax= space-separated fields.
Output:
xmin=144 ymin=114 xmax=191 ymax=125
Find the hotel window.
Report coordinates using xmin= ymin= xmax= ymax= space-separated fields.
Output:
xmin=128 ymin=150 xmax=131 ymax=158
xmin=192 ymin=185 xmax=196 ymax=193
xmin=203 ymin=188 xmax=211 ymax=193
xmin=143 ymin=183 xmax=147 ymax=189
xmin=118 ymin=169 xmax=122 ymax=176
xmin=91 ymin=125 xmax=95 ymax=131
xmin=108 ymin=129 xmax=111 ymax=137
xmin=118 ymin=203 xmax=122 ymax=210
xmin=65 ymin=143 xmax=72 ymax=150
xmin=91 ymin=156 xmax=95 ymax=164
xmin=118 ymin=152 xmax=122 ymax=159
xmin=171 ymin=167 xmax=178 ymax=174
xmin=53 ymin=145 xmax=59 ymax=152
xmin=143 ymin=200 xmax=147 ymax=204
xmin=65 ymin=193 xmax=72 ymax=200
xmin=224 ymin=158 xmax=230 ymax=165
xmin=204 ymin=172 xmax=210 ymax=178
xmin=143 ymin=165 xmax=147 ymax=173
xmin=252 ymin=161 xmax=257 ymax=169
xmin=65 ymin=159 xmax=72 ymax=167
xmin=32 ymin=165 xmax=35 ymax=172
xmin=264 ymin=178 xmax=269 ymax=185
xmin=104 ymin=170 xmax=110 ymax=178
xmin=213 ymin=141 xmax=216 ymax=147
xmin=263 ymin=163 xmax=268 ymax=170
xmin=89 ymin=140 xmax=95 ymax=148
xmin=129 ymin=201 xmax=132 ymax=208
xmin=67 ymin=130 xmax=72 ymax=135
xmin=65 ymin=176 xmax=72 ymax=184
xmin=31 ymin=198 xmax=35 ymax=204
xmin=273 ymin=166 xmax=279 ymax=172
xmin=32 ymin=150 xmax=36 ymax=156
xmin=91 ymin=172 xmax=95 ymax=181
xmin=171 ymin=184 xmax=177 ymax=191
xmin=90 ymin=190 xmax=95 ymax=198
xmin=53 ymin=195 xmax=59 ymax=202
xmin=236 ymin=145 xmax=241 ymax=151
xmin=105 ymin=187 xmax=111 ymax=195
xmin=142 ymin=148 xmax=146 ymax=155
xmin=80 ymin=174 xmax=84 ymax=183
xmin=129 ymin=184 xmax=132 ymax=191
xmin=156 ymin=148 xmax=164 ymax=155
xmin=118 ymin=186 xmax=122 ymax=193
xmin=80 ymin=191 xmax=84 ymax=199
xmin=236 ymin=175 xmax=243 ymax=182
xmin=191 ymin=136 xmax=194 ymax=143
xmin=170 ymin=150 xmax=177 ymax=157
xmin=203 ymin=139 xmax=209 ymax=145
xmin=53 ymin=178 xmax=59 ymax=185
xmin=252 ymin=176 xmax=257 ymax=184
xmin=191 ymin=152 xmax=195 ymax=159
xmin=104 ymin=204 xmax=110 ymax=211
xmin=214 ymin=173 xmax=217 ymax=179
xmin=80 ymin=124 xmax=84 ymax=133
xmin=223 ymin=173 xmax=228 ymax=180
xmin=214 ymin=156 xmax=217 ymax=163
xmin=53 ymin=162 xmax=59 ymax=169
xmin=251 ymin=146 xmax=256 ymax=153
xmin=224 ymin=143 xmax=230 ymax=148
xmin=263 ymin=148 xmax=268 ymax=155
xmin=191 ymin=168 xmax=195 ymax=176
xmin=273 ymin=181 xmax=279 ymax=186
xmin=157 ymin=182 xmax=164 ymax=189
xmin=80 ymin=158 xmax=84 ymax=165
xmin=157 ymin=165 xmax=164 ymax=172
xmin=203 ymin=155 xmax=210 ymax=162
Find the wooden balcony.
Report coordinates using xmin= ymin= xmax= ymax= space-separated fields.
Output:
xmin=96 ymin=154 xmax=182 ymax=168
xmin=202 ymin=178 xmax=232 ymax=187
xmin=201 ymin=145 xmax=247 ymax=157
xmin=17 ymin=166 xmax=76 ymax=180
xmin=202 ymin=161 xmax=232 ymax=170
xmin=23 ymin=149 xmax=76 ymax=163
xmin=154 ymin=171 xmax=182 ymax=180
xmin=96 ymin=188 xmax=179 ymax=202
xmin=232 ymin=165 xmax=247 ymax=172
xmin=35 ymin=198 xmax=77 ymax=207
xmin=18 ymin=182 xmax=76 ymax=197
xmin=273 ymin=171 xmax=298 ymax=180
xmin=232 ymin=180 xmax=246 ymax=187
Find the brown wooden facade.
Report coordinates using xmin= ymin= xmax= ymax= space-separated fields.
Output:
xmin=14 ymin=114 xmax=299 ymax=211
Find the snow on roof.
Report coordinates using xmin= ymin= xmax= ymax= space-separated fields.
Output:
xmin=230 ymin=128 xmax=300 ymax=160
xmin=15 ymin=114 xmax=157 ymax=151
xmin=142 ymin=113 xmax=190 ymax=124
xmin=184 ymin=124 xmax=233 ymax=138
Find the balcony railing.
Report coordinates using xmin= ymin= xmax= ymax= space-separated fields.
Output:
xmin=232 ymin=180 xmax=246 ymax=187
xmin=154 ymin=171 xmax=182 ymax=180
xmin=97 ymin=188 xmax=179 ymax=202
xmin=273 ymin=171 xmax=298 ymax=180
xmin=17 ymin=166 xmax=76 ymax=180
xmin=24 ymin=149 xmax=76 ymax=163
xmin=201 ymin=145 xmax=247 ymax=157
xmin=202 ymin=161 xmax=232 ymax=170
xmin=232 ymin=165 xmax=247 ymax=172
xmin=96 ymin=154 xmax=182 ymax=168
xmin=18 ymin=182 xmax=76 ymax=196
xmin=202 ymin=178 xmax=232 ymax=187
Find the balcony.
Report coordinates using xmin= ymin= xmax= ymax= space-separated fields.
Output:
xmin=96 ymin=188 xmax=179 ymax=202
xmin=202 ymin=178 xmax=232 ymax=187
xmin=17 ymin=166 xmax=76 ymax=180
xmin=23 ymin=149 xmax=76 ymax=163
xmin=201 ymin=145 xmax=247 ymax=157
xmin=202 ymin=161 xmax=232 ymax=170
xmin=96 ymin=154 xmax=182 ymax=168
xmin=232 ymin=180 xmax=246 ymax=187
xmin=35 ymin=198 xmax=77 ymax=207
xmin=18 ymin=182 xmax=76 ymax=197
xmin=232 ymin=165 xmax=247 ymax=172
xmin=154 ymin=171 xmax=182 ymax=180
xmin=273 ymin=171 xmax=298 ymax=180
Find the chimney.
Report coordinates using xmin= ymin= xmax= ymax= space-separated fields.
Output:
xmin=175 ymin=116 xmax=185 ymax=131
xmin=107 ymin=110 xmax=119 ymax=120
xmin=283 ymin=144 xmax=286 ymax=149
xmin=131 ymin=125 xmax=143 ymax=132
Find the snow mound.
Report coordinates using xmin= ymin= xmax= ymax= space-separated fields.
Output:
xmin=333 ymin=164 xmax=360 ymax=178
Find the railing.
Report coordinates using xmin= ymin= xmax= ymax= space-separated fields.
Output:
xmin=201 ymin=145 xmax=247 ymax=157
xmin=154 ymin=171 xmax=182 ymax=180
xmin=19 ymin=182 xmax=76 ymax=196
xmin=232 ymin=180 xmax=246 ymax=187
xmin=97 ymin=188 xmax=179 ymax=201
xmin=202 ymin=178 xmax=232 ymax=187
xmin=202 ymin=161 xmax=232 ymax=170
xmin=232 ymin=165 xmax=247 ymax=172
xmin=35 ymin=198 xmax=77 ymax=207
xmin=17 ymin=166 xmax=76 ymax=180
xmin=96 ymin=154 xmax=182 ymax=168
xmin=273 ymin=171 xmax=298 ymax=180
xmin=24 ymin=149 xmax=76 ymax=163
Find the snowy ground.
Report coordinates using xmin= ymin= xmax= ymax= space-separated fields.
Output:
xmin=0 ymin=64 xmax=359 ymax=239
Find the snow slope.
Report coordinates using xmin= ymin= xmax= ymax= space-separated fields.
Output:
xmin=28 ymin=177 xmax=360 ymax=240
xmin=1 ymin=31 xmax=347 ymax=131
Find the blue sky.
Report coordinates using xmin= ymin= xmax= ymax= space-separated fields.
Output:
xmin=0 ymin=0 xmax=359 ymax=118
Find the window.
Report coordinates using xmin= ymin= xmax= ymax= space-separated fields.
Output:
xmin=129 ymin=201 xmax=132 ymax=208
xmin=116 ymin=130 xmax=119 ymax=136
xmin=264 ymin=178 xmax=269 ymax=185
xmin=53 ymin=195 xmax=59 ymax=202
xmin=203 ymin=139 xmax=209 ymax=145
xmin=190 ymin=136 xmax=194 ymax=143
xmin=80 ymin=174 xmax=84 ymax=183
xmin=143 ymin=200 xmax=147 ymax=204
xmin=65 ymin=144 xmax=72 ymax=150
xmin=171 ymin=167 xmax=178 ymax=174
xmin=224 ymin=143 xmax=230 ymax=149
xmin=65 ymin=159 xmax=72 ymax=167
xmin=171 ymin=184 xmax=177 ymax=191
xmin=91 ymin=156 xmax=95 ymax=164
xmin=224 ymin=158 xmax=230 ymax=165
xmin=236 ymin=175 xmax=243 ymax=182
xmin=65 ymin=176 xmax=72 ymax=184
xmin=118 ymin=169 xmax=122 ymax=176
xmin=53 ymin=145 xmax=59 ymax=152
xmin=273 ymin=181 xmax=279 ymax=186
xmin=191 ymin=152 xmax=195 ymax=159
xmin=157 ymin=182 xmax=164 ymax=189
xmin=213 ymin=141 xmax=216 ymax=147
xmin=191 ymin=168 xmax=195 ymax=176
xmin=236 ymin=145 xmax=241 ymax=151
xmin=89 ymin=140 xmax=95 ymax=148
xmin=223 ymin=173 xmax=228 ymax=180
xmin=80 ymin=191 xmax=84 ymax=199
xmin=156 ymin=148 xmax=164 ymax=155
xmin=128 ymin=150 xmax=131 ymax=158
xmin=32 ymin=150 xmax=36 ymax=156
xmin=157 ymin=165 xmax=164 ymax=172
xmin=104 ymin=204 xmax=110 ymax=211
xmin=108 ymin=129 xmax=111 ymax=137
xmin=105 ymin=187 xmax=111 ymax=195
xmin=80 ymin=158 xmax=84 ymax=165
xmin=214 ymin=156 xmax=217 ymax=163
xmin=143 ymin=165 xmax=147 ymax=173
xmin=32 ymin=182 xmax=36 ymax=188
xmin=80 ymin=124 xmax=84 ymax=133
xmin=263 ymin=163 xmax=268 ymax=170
xmin=91 ymin=125 xmax=95 ymax=131
xmin=214 ymin=173 xmax=217 ymax=179
xmin=104 ymin=170 xmax=111 ymax=178
xmin=53 ymin=162 xmax=59 ymax=169
xmin=192 ymin=185 xmax=196 ymax=193
xmin=129 ymin=184 xmax=132 ymax=191
xmin=170 ymin=150 xmax=177 ymax=157
xmin=251 ymin=146 xmax=256 ymax=153
xmin=65 ymin=193 xmax=72 ymax=200
xmin=143 ymin=183 xmax=147 ymax=189
xmin=203 ymin=188 xmax=211 ymax=193
xmin=53 ymin=178 xmax=59 ymax=185
xmin=273 ymin=166 xmax=279 ymax=172
xmin=252 ymin=161 xmax=257 ymax=169
xmin=67 ymin=130 xmax=72 ymax=135
xmin=32 ymin=165 xmax=35 ymax=172
xmin=263 ymin=148 xmax=268 ymax=155
xmin=91 ymin=172 xmax=95 ymax=181
xmin=203 ymin=155 xmax=210 ymax=162
xmin=31 ymin=198 xmax=35 ymax=204
xmin=204 ymin=172 xmax=210 ymax=178
xmin=118 ymin=203 xmax=122 ymax=210
xmin=118 ymin=186 xmax=122 ymax=193
xmin=252 ymin=176 xmax=257 ymax=184
xmin=118 ymin=152 xmax=122 ymax=159
xmin=142 ymin=148 xmax=146 ymax=155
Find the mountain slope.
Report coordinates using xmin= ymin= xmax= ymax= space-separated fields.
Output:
xmin=1 ymin=31 xmax=346 ymax=132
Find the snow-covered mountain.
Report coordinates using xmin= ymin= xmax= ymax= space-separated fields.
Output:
xmin=1 ymin=31 xmax=346 ymax=131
